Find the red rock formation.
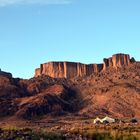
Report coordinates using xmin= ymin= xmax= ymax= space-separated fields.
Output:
xmin=35 ymin=68 xmax=41 ymax=77
xmin=103 ymin=54 xmax=133 ymax=70
xmin=1 ymin=61 xmax=140 ymax=119
xmin=35 ymin=54 xmax=135 ymax=78
xmin=35 ymin=62 xmax=103 ymax=78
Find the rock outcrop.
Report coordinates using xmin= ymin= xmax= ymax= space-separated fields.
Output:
xmin=0 ymin=69 xmax=12 ymax=78
xmin=35 ymin=53 xmax=135 ymax=78
xmin=103 ymin=54 xmax=132 ymax=70
xmin=35 ymin=62 xmax=103 ymax=78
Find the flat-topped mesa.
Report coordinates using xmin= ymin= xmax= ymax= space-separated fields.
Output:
xmin=103 ymin=53 xmax=135 ymax=70
xmin=35 ymin=62 xmax=103 ymax=78
xmin=35 ymin=53 xmax=135 ymax=78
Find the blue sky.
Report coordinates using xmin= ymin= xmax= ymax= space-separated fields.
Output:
xmin=0 ymin=0 xmax=140 ymax=78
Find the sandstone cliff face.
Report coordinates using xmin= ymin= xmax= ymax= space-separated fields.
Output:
xmin=103 ymin=54 xmax=131 ymax=70
xmin=35 ymin=62 xmax=103 ymax=78
xmin=35 ymin=54 xmax=135 ymax=78
xmin=35 ymin=68 xmax=41 ymax=77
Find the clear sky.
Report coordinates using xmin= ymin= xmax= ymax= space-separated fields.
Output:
xmin=0 ymin=0 xmax=140 ymax=78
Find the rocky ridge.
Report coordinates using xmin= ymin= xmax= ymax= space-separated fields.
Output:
xmin=0 ymin=69 xmax=12 ymax=78
xmin=35 ymin=53 xmax=135 ymax=78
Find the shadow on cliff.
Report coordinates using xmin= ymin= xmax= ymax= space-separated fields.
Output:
xmin=0 ymin=75 xmax=82 ymax=120
xmin=15 ymin=84 xmax=82 ymax=120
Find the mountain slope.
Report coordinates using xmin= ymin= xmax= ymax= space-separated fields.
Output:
xmin=0 ymin=56 xmax=140 ymax=119
xmin=73 ymin=62 xmax=140 ymax=118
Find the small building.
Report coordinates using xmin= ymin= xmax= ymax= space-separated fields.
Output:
xmin=101 ymin=116 xmax=115 ymax=124
xmin=93 ymin=116 xmax=115 ymax=124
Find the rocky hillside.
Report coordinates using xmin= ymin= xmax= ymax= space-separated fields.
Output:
xmin=0 ymin=54 xmax=140 ymax=120
xmin=72 ymin=62 xmax=140 ymax=118
xmin=0 ymin=73 xmax=79 ymax=119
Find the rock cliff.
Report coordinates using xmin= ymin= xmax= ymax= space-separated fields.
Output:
xmin=103 ymin=53 xmax=132 ymax=70
xmin=35 ymin=62 xmax=103 ymax=78
xmin=35 ymin=53 xmax=135 ymax=78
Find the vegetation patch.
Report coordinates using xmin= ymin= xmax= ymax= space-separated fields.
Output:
xmin=0 ymin=126 xmax=140 ymax=140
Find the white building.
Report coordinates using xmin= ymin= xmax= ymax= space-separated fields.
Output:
xmin=93 ymin=116 xmax=115 ymax=124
